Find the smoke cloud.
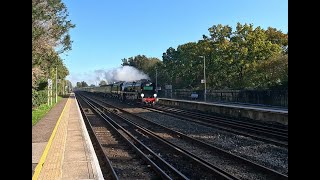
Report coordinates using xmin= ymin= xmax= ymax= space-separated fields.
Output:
xmin=104 ymin=66 xmax=150 ymax=84
xmin=67 ymin=66 xmax=150 ymax=87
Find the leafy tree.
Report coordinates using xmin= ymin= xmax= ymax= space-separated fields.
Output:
xmin=65 ymin=80 xmax=72 ymax=92
xmin=123 ymin=55 xmax=160 ymax=73
xmin=119 ymin=22 xmax=288 ymax=91
xmin=99 ymin=80 xmax=107 ymax=86
xmin=121 ymin=58 xmax=129 ymax=66
xmin=121 ymin=55 xmax=161 ymax=84
xmin=204 ymin=23 xmax=285 ymax=89
xmin=175 ymin=42 xmax=201 ymax=89
xmin=32 ymin=67 xmax=44 ymax=89
xmin=81 ymin=81 xmax=88 ymax=87
xmin=265 ymin=27 xmax=288 ymax=54
xmin=76 ymin=81 xmax=88 ymax=87
xmin=245 ymin=55 xmax=288 ymax=89
xmin=162 ymin=47 xmax=179 ymax=85
xmin=76 ymin=82 xmax=82 ymax=88
xmin=32 ymin=0 xmax=75 ymax=61
xmin=32 ymin=0 xmax=74 ymax=108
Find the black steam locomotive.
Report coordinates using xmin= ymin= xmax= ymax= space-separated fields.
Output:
xmin=81 ymin=79 xmax=158 ymax=105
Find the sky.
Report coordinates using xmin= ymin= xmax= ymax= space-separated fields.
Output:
xmin=61 ymin=0 xmax=288 ymax=86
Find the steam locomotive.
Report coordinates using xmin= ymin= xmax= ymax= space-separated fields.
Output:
xmin=81 ymin=79 xmax=158 ymax=105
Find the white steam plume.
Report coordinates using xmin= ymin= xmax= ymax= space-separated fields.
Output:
xmin=104 ymin=66 xmax=150 ymax=84
xmin=94 ymin=69 xmax=106 ymax=84
xmin=67 ymin=66 xmax=150 ymax=87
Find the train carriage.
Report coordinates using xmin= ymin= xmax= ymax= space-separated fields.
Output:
xmin=81 ymin=79 xmax=158 ymax=106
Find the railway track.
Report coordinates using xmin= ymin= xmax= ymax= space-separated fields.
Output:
xmin=77 ymin=95 xmax=181 ymax=179
xmin=143 ymin=105 xmax=288 ymax=147
xmin=78 ymin=93 xmax=240 ymax=179
xmin=82 ymin=93 xmax=288 ymax=179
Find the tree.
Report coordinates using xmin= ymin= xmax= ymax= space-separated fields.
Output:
xmin=76 ymin=82 xmax=82 ymax=88
xmin=265 ymin=27 xmax=288 ymax=54
xmin=32 ymin=0 xmax=74 ymax=89
xmin=162 ymin=47 xmax=179 ymax=85
xmin=245 ymin=55 xmax=288 ymax=89
xmin=65 ymin=80 xmax=72 ymax=92
xmin=81 ymin=81 xmax=88 ymax=87
xmin=205 ymin=23 xmax=285 ymax=89
xmin=123 ymin=55 xmax=160 ymax=73
xmin=175 ymin=42 xmax=201 ymax=89
xmin=121 ymin=55 xmax=161 ymax=85
xmin=32 ymin=67 xmax=44 ymax=89
xmin=119 ymin=23 xmax=288 ymax=91
xmin=99 ymin=80 xmax=107 ymax=86
xmin=32 ymin=0 xmax=75 ymax=108
xmin=32 ymin=0 xmax=75 ymax=59
xmin=226 ymin=23 xmax=283 ymax=88
xmin=121 ymin=58 xmax=129 ymax=66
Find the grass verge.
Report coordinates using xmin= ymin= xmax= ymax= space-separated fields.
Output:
xmin=32 ymin=96 xmax=63 ymax=126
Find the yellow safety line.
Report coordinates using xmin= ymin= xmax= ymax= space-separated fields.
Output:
xmin=32 ymin=98 xmax=70 ymax=180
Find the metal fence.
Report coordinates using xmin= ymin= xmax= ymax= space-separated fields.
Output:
xmin=158 ymin=89 xmax=288 ymax=107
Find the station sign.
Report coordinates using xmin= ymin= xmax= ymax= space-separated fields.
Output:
xmin=48 ymin=79 xmax=52 ymax=89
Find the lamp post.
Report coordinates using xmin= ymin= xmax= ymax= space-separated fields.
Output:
xmin=199 ymin=56 xmax=206 ymax=102
xmin=56 ymin=67 xmax=58 ymax=103
xmin=155 ymin=68 xmax=158 ymax=93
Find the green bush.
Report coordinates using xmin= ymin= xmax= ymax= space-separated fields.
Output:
xmin=32 ymin=89 xmax=48 ymax=108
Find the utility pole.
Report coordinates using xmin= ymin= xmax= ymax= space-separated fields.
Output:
xmin=156 ymin=68 xmax=158 ymax=93
xmin=48 ymin=79 xmax=52 ymax=106
xmin=199 ymin=56 xmax=206 ymax=102
xmin=204 ymin=56 xmax=206 ymax=102
xmin=56 ymin=67 xmax=58 ymax=103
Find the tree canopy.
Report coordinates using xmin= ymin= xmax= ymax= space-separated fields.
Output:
xmin=121 ymin=23 xmax=288 ymax=90
xmin=76 ymin=81 xmax=89 ymax=88
xmin=32 ymin=0 xmax=75 ymax=108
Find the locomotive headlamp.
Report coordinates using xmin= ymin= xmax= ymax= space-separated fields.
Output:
xmin=141 ymin=93 xmax=144 ymax=98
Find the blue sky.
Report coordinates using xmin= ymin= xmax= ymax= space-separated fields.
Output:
xmin=62 ymin=0 xmax=288 ymax=86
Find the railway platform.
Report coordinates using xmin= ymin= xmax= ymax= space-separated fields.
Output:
xmin=158 ymin=98 xmax=288 ymax=125
xmin=32 ymin=93 xmax=103 ymax=180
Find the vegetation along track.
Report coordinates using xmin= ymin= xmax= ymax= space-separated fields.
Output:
xmin=81 ymin=92 xmax=287 ymax=180
xmin=144 ymin=105 xmax=288 ymax=147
